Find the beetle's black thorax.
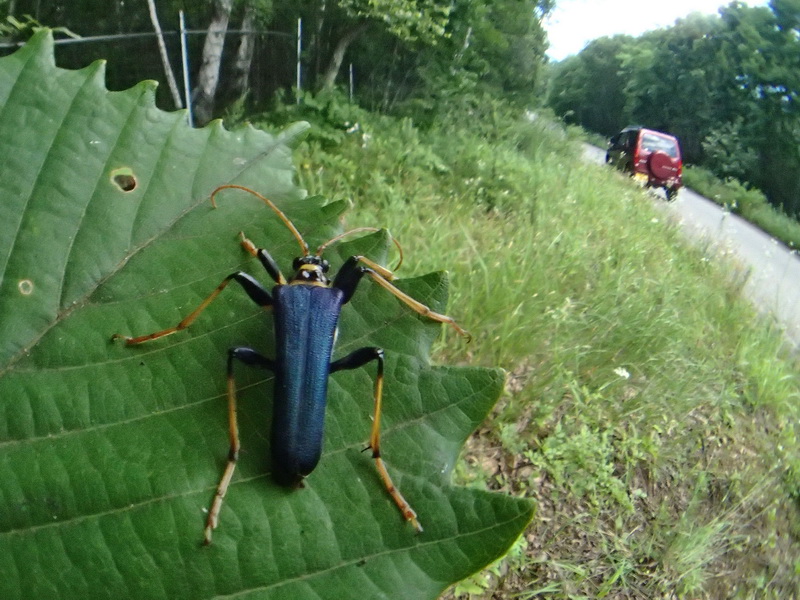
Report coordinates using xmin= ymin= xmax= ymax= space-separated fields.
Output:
xmin=289 ymin=255 xmax=330 ymax=286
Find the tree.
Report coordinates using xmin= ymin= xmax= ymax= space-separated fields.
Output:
xmin=619 ymin=13 xmax=724 ymax=161
xmin=192 ymin=0 xmax=234 ymax=125
xmin=702 ymin=118 xmax=759 ymax=180
xmin=451 ymin=0 xmax=552 ymax=102
xmin=545 ymin=2 xmax=800 ymax=214
xmin=1 ymin=0 xmax=555 ymax=129
xmin=547 ymin=55 xmax=588 ymax=124
xmin=371 ymin=0 xmax=553 ymax=112
xmin=316 ymin=0 xmax=451 ymax=91
xmin=230 ymin=1 xmax=259 ymax=98
xmin=713 ymin=0 xmax=800 ymax=212
xmin=547 ymin=35 xmax=633 ymax=135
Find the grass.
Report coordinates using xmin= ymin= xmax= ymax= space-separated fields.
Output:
xmin=255 ymin=102 xmax=800 ymax=598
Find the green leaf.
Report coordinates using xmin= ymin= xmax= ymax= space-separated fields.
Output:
xmin=0 ymin=31 xmax=533 ymax=599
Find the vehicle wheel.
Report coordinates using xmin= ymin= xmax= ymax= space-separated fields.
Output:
xmin=666 ymin=187 xmax=678 ymax=201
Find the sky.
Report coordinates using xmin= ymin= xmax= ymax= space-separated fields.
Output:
xmin=544 ymin=0 xmax=771 ymax=61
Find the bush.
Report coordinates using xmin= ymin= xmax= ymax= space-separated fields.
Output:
xmin=683 ymin=166 xmax=768 ymax=215
xmin=683 ymin=166 xmax=800 ymax=248
xmin=258 ymin=89 xmax=368 ymax=149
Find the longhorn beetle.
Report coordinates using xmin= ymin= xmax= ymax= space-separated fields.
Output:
xmin=112 ymin=185 xmax=469 ymax=544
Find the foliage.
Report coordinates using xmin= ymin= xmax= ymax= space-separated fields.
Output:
xmin=683 ymin=165 xmax=770 ymax=215
xmin=0 ymin=13 xmax=77 ymax=40
xmin=336 ymin=0 xmax=451 ymax=43
xmin=620 ymin=13 xmax=724 ymax=159
xmin=274 ymin=89 xmax=800 ymax=599
xmin=0 ymin=31 xmax=534 ymax=599
xmin=684 ymin=166 xmax=800 ymax=249
xmin=546 ymin=35 xmax=633 ymax=136
xmin=744 ymin=202 xmax=800 ymax=250
xmin=427 ymin=0 xmax=552 ymax=106
xmin=1 ymin=0 xmax=554 ymax=121
xmin=701 ymin=117 xmax=759 ymax=181
xmin=256 ymin=88 xmax=367 ymax=148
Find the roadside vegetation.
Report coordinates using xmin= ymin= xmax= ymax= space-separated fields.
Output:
xmin=574 ymin=127 xmax=800 ymax=250
xmin=683 ymin=166 xmax=800 ymax=250
xmin=547 ymin=1 xmax=800 ymax=222
xmin=252 ymin=93 xmax=800 ymax=598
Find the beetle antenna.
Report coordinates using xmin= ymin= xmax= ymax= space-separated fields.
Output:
xmin=210 ymin=184 xmax=309 ymax=256
xmin=316 ymin=227 xmax=404 ymax=272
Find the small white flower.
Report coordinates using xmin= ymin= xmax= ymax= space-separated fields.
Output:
xmin=613 ymin=367 xmax=631 ymax=379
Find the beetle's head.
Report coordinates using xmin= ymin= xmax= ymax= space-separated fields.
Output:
xmin=290 ymin=255 xmax=330 ymax=286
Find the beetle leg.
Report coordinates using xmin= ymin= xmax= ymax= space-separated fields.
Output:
xmin=111 ymin=272 xmax=272 ymax=345
xmin=204 ymin=347 xmax=275 ymax=545
xmin=331 ymin=347 xmax=423 ymax=533
xmin=333 ymin=256 xmax=470 ymax=340
xmin=239 ymin=232 xmax=288 ymax=285
xmin=365 ymin=270 xmax=471 ymax=340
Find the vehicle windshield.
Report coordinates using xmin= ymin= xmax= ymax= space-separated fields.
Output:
xmin=640 ymin=133 xmax=678 ymax=158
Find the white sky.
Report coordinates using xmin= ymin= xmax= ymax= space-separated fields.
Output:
xmin=544 ymin=0 xmax=771 ymax=61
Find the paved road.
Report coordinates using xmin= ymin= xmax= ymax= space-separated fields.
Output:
xmin=583 ymin=144 xmax=800 ymax=353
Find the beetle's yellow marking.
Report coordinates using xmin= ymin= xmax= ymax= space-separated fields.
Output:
xmin=288 ymin=280 xmax=328 ymax=287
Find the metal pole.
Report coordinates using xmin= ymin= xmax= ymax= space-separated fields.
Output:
xmin=296 ymin=17 xmax=302 ymax=104
xmin=349 ymin=63 xmax=354 ymax=102
xmin=179 ymin=10 xmax=193 ymax=127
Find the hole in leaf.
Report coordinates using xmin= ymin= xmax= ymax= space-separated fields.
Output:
xmin=110 ymin=167 xmax=137 ymax=192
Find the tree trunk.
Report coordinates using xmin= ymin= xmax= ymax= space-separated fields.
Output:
xmin=313 ymin=0 xmax=327 ymax=83
xmin=230 ymin=3 xmax=257 ymax=98
xmin=319 ymin=22 xmax=369 ymax=92
xmin=193 ymin=0 xmax=234 ymax=125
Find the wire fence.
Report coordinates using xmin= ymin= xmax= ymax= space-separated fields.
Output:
xmin=0 ymin=27 xmax=299 ymax=118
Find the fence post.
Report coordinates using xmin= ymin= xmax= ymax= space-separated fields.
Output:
xmin=296 ymin=17 xmax=302 ymax=104
xmin=179 ymin=10 xmax=193 ymax=126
